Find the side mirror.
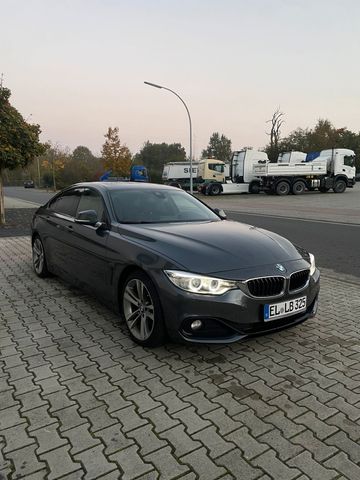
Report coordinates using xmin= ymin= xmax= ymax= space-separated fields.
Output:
xmin=75 ymin=210 xmax=98 ymax=225
xmin=213 ymin=208 xmax=227 ymax=220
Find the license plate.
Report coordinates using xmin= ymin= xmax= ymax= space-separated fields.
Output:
xmin=264 ymin=296 xmax=307 ymax=321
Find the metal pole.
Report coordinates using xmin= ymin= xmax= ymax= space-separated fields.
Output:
xmin=37 ymin=157 xmax=41 ymax=188
xmin=144 ymin=81 xmax=193 ymax=194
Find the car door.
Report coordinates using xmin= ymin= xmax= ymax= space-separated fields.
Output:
xmin=70 ymin=187 xmax=112 ymax=301
xmin=43 ymin=188 xmax=81 ymax=279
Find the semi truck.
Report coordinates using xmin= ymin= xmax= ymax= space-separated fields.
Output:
xmin=162 ymin=160 xmax=232 ymax=189
xmin=198 ymin=150 xmax=266 ymax=195
xmin=255 ymin=148 xmax=356 ymax=195
xmin=162 ymin=162 xmax=199 ymax=189
xmin=100 ymin=165 xmax=149 ymax=182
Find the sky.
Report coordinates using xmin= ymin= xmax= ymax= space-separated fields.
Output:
xmin=2 ymin=0 xmax=360 ymax=158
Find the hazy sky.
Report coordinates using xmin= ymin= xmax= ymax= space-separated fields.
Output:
xmin=2 ymin=0 xmax=360 ymax=158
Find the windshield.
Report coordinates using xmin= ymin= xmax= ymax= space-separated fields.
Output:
xmin=109 ymin=188 xmax=220 ymax=224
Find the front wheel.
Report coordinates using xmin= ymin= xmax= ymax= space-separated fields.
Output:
xmin=121 ymin=271 xmax=166 ymax=347
xmin=333 ymin=180 xmax=346 ymax=193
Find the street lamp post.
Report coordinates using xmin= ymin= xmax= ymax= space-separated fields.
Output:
xmin=144 ymin=81 xmax=193 ymax=194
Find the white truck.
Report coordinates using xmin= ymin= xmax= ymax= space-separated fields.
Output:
xmin=162 ymin=162 xmax=199 ymax=189
xmin=255 ymin=148 xmax=356 ymax=195
xmin=198 ymin=150 xmax=267 ymax=195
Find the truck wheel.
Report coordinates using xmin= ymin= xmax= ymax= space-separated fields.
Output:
xmin=319 ymin=187 xmax=330 ymax=193
xmin=275 ymin=181 xmax=290 ymax=196
xmin=292 ymin=180 xmax=306 ymax=195
xmin=333 ymin=180 xmax=346 ymax=193
xmin=209 ymin=183 xmax=221 ymax=196
xmin=249 ymin=182 xmax=260 ymax=194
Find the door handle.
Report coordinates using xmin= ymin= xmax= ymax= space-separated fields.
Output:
xmin=67 ymin=225 xmax=74 ymax=232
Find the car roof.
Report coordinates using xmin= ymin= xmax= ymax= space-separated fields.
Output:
xmin=71 ymin=182 xmax=179 ymax=192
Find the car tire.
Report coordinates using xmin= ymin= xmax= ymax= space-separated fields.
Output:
xmin=292 ymin=180 xmax=306 ymax=195
xmin=209 ymin=183 xmax=221 ymax=196
xmin=275 ymin=180 xmax=290 ymax=196
xmin=32 ymin=236 xmax=50 ymax=278
xmin=121 ymin=270 xmax=166 ymax=347
xmin=333 ymin=179 xmax=346 ymax=193
xmin=249 ymin=182 xmax=260 ymax=194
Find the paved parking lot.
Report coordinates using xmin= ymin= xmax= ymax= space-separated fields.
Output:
xmin=1 ymin=236 xmax=360 ymax=479
xmin=204 ymin=184 xmax=360 ymax=225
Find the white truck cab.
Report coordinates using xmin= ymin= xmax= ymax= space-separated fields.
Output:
xmin=199 ymin=150 xmax=267 ymax=195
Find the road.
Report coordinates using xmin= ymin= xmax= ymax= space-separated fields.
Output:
xmin=5 ymin=186 xmax=55 ymax=205
xmin=5 ymin=186 xmax=360 ymax=278
xmin=227 ymin=211 xmax=360 ymax=279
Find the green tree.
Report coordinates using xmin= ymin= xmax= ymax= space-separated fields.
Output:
xmin=40 ymin=144 xmax=67 ymax=191
xmin=101 ymin=127 xmax=132 ymax=177
xmin=201 ymin=132 xmax=232 ymax=162
xmin=63 ymin=146 xmax=101 ymax=186
xmin=0 ymin=86 xmax=45 ymax=223
xmin=134 ymin=141 xmax=186 ymax=182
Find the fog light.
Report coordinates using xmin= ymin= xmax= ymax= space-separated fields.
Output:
xmin=191 ymin=320 xmax=202 ymax=330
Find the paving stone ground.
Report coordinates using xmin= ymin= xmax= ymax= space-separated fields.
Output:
xmin=0 ymin=210 xmax=36 ymax=238
xmin=1 ymin=236 xmax=360 ymax=480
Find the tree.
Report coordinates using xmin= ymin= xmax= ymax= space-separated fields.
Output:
xmin=202 ymin=132 xmax=232 ymax=162
xmin=134 ymin=141 xmax=186 ymax=182
xmin=68 ymin=146 xmax=101 ymax=184
xmin=101 ymin=127 xmax=131 ymax=177
xmin=40 ymin=144 xmax=68 ymax=190
xmin=276 ymin=119 xmax=360 ymax=171
xmin=265 ymin=108 xmax=285 ymax=162
xmin=0 ymin=86 xmax=45 ymax=223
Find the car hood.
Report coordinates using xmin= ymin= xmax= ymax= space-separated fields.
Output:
xmin=119 ymin=220 xmax=307 ymax=278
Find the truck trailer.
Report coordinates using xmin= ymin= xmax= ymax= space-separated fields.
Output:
xmin=162 ymin=162 xmax=199 ymax=189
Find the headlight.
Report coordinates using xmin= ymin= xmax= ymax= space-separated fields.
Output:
xmin=164 ymin=270 xmax=238 ymax=295
xmin=309 ymin=253 xmax=316 ymax=276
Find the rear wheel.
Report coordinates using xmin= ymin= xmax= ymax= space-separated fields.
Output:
xmin=333 ymin=179 xmax=346 ymax=193
xmin=121 ymin=271 xmax=166 ymax=347
xmin=275 ymin=180 xmax=290 ymax=196
xmin=209 ymin=183 xmax=221 ymax=196
xmin=292 ymin=180 xmax=306 ymax=195
xmin=249 ymin=182 xmax=260 ymax=194
xmin=32 ymin=236 xmax=50 ymax=278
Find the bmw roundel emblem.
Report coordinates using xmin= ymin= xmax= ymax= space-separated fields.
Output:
xmin=276 ymin=264 xmax=286 ymax=273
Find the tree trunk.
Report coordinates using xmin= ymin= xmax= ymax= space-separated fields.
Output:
xmin=0 ymin=169 xmax=5 ymax=225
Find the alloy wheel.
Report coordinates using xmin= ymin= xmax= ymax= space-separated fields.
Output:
xmin=123 ymin=279 xmax=155 ymax=341
xmin=33 ymin=238 xmax=45 ymax=275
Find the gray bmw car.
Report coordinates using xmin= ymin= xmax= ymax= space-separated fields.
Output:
xmin=31 ymin=182 xmax=320 ymax=347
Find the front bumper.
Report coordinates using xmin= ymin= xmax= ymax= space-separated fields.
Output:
xmin=157 ymin=269 xmax=320 ymax=344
